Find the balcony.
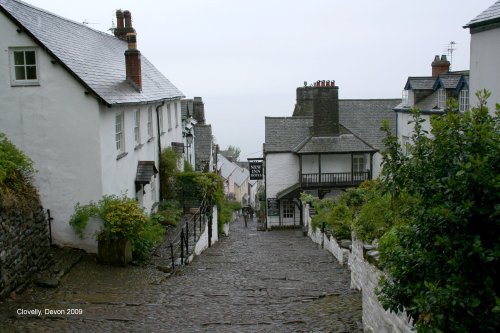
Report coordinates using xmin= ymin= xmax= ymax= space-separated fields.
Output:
xmin=301 ymin=171 xmax=370 ymax=187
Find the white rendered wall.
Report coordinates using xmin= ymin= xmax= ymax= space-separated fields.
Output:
xmin=266 ymin=153 xmax=299 ymax=198
xmin=396 ymin=111 xmax=432 ymax=144
xmin=321 ymin=154 xmax=351 ymax=173
xmin=469 ymin=27 xmax=500 ymax=114
xmin=0 ymin=14 xmax=103 ymax=252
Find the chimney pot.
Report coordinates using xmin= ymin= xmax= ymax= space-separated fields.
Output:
xmin=123 ymin=10 xmax=132 ymax=29
xmin=431 ymin=54 xmax=450 ymax=77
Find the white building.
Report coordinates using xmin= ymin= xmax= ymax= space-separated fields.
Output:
xmin=0 ymin=1 xmax=185 ymax=252
xmin=465 ymin=0 xmax=500 ymax=113
xmin=393 ymin=55 xmax=470 ymax=149
xmin=264 ymin=80 xmax=399 ymax=228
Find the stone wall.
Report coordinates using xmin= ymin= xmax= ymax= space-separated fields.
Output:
xmin=0 ymin=206 xmax=50 ymax=299
xmin=304 ymin=207 xmax=414 ymax=332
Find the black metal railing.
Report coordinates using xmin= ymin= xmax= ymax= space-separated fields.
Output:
xmin=301 ymin=171 xmax=370 ymax=187
xmin=168 ymin=200 xmax=212 ymax=273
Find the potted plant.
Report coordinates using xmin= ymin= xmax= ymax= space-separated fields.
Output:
xmin=69 ymin=194 xmax=149 ymax=266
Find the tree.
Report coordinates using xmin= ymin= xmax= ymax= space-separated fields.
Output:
xmin=377 ymin=91 xmax=500 ymax=332
xmin=221 ymin=145 xmax=241 ymax=161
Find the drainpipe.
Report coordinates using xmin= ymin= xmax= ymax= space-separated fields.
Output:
xmin=156 ymin=101 xmax=165 ymax=202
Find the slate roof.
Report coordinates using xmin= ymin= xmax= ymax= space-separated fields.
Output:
xmin=404 ymin=77 xmax=436 ymax=90
xmin=217 ymin=154 xmax=237 ymax=180
xmin=194 ymin=124 xmax=212 ymax=171
xmin=264 ymin=99 xmax=399 ymax=153
xmin=135 ymin=161 xmax=158 ymax=185
xmin=434 ymin=74 xmax=463 ymax=90
xmin=233 ymin=166 xmax=249 ymax=187
xmin=294 ymin=134 xmax=375 ymax=154
xmin=0 ymin=0 xmax=184 ymax=105
xmin=465 ymin=0 xmax=500 ymax=28
xmin=181 ymin=99 xmax=193 ymax=120
xmin=264 ymin=117 xmax=313 ymax=152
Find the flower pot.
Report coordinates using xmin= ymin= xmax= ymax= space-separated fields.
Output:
xmin=97 ymin=238 xmax=132 ymax=266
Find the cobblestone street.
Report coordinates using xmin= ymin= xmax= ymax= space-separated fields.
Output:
xmin=0 ymin=218 xmax=362 ymax=332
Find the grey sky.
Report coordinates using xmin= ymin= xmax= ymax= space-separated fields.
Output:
xmin=24 ymin=0 xmax=494 ymax=159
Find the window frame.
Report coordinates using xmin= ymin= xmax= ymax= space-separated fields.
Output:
xmin=115 ymin=112 xmax=125 ymax=154
xmin=402 ymin=90 xmax=409 ymax=106
xmin=437 ymin=88 xmax=446 ymax=108
xmin=147 ymin=106 xmax=153 ymax=139
xmin=9 ymin=47 xmax=40 ymax=86
xmin=167 ymin=104 xmax=172 ymax=131
xmin=353 ymin=154 xmax=365 ymax=173
xmin=134 ymin=109 xmax=141 ymax=146
xmin=282 ymin=200 xmax=294 ymax=219
xmin=459 ymin=89 xmax=469 ymax=112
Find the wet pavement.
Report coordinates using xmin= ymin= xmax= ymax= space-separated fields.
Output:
xmin=0 ymin=218 xmax=362 ymax=332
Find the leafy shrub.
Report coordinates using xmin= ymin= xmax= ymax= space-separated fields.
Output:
xmin=150 ymin=199 xmax=182 ymax=227
xmin=0 ymin=133 xmax=38 ymax=209
xmin=69 ymin=194 xmax=164 ymax=262
xmin=353 ymin=191 xmax=392 ymax=242
xmin=377 ymin=92 xmax=500 ymax=332
xmin=160 ymin=147 xmax=180 ymax=200
xmin=183 ymin=160 xmax=193 ymax=172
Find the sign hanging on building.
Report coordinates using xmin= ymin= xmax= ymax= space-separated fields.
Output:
xmin=267 ymin=198 xmax=279 ymax=216
xmin=249 ymin=161 xmax=263 ymax=180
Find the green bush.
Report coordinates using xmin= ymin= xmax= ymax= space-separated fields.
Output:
xmin=376 ymin=92 xmax=500 ymax=332
xmin=0 ymin=133 xmax=38 ymax=209
xmin=353 ymin=191 xmax=392 ymax=242
xmin=160 ymin=147 xmax=180 ymax=200
xmin=150 ymin=199 xmax=182 ymax=227
xmin=69 ymin=194 xmax=164 ymax=262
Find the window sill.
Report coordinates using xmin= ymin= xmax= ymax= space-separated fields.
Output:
xmin=147 ymin=137 xmax=155 ymax=143
xmin=116 ymin=152 xmax=128 ymax=160
xmin=134 ymin=144 xmax=143 ymax=151
xmin=160 ymin=131 xmax=166 ymax=136
xmin=11 ymin=82 xmax=40 ymax=87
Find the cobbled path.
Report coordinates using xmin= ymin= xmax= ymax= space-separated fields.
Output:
xmin=0 ymin=218 xmax=362 ymax=332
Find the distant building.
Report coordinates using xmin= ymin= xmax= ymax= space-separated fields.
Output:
xmin=465 ymin=0 xmax=500 ymax=113
xmin=393 ymin=56 xmax=469 ymax=149
xmin=264 ymin=80 xmax=399 ymax=228
xmin=0 ymin=1 xmax=184 ymax=252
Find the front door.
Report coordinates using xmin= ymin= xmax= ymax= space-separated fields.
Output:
xmin=281 ymin=200 xmax=296 ymax=226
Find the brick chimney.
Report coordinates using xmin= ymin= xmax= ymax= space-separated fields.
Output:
xmin=311 ymin=80 xmax=340 ymax=137
xmin=432 ymin=55 xmax=450 ymax=77
xmin=114 ymin=10 xmax=126 ymax=40
xmin=122 ymin=10 xmax=142 ymax=91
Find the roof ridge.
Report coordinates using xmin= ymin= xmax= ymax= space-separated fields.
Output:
xmin=4 ymin=0 xmax=115 ymax=39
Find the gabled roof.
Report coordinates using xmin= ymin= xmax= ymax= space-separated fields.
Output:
xmin=294 ymin=134 xmax=376 ymax=154
xmin=404 ymin=77 xmax=436 ymax=90
xmin=0 ymin=0 xmax=184 ymax=106
xmin=465 ymin=0 xmax=500 ymax=28
xmin=217 ymin=154 xmax=237 ymax=180
xmin=264 ymin=99 xmax=399 ymax=154
xmin=433 ymin=74 xmax=462 ymax=90
xmin=233 ymin=166 xmax=249 ymax=187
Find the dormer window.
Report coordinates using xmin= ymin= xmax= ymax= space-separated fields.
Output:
xmin=459 ymin=89 xmax=469 ymax=112
xmin=437 ymin=88 xmax=446 ymax=108
xmin=402 ymin=90 xmax=409 ymax=106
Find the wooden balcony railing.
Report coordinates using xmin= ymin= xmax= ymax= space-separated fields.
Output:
xmin=301 ymin=172 xmax=370 ymax=187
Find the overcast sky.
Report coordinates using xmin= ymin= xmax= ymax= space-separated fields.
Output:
xmin=24 ymin=0 xmax=494 ymax=159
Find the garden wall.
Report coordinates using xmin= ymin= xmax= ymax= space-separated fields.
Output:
xmin=193 ymin=205 xmax=219 ymax=257
xmin=304 ymin=204 xmax=414 ymax=332
xmin=0 ymin=206 xmax=50 ymax=299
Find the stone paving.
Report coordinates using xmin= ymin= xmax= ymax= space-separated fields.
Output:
xmin=0 ymin=218 xmax=362 ymax=332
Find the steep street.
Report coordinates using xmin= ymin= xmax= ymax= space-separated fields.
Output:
xmin=0 ymin=218 xmax=362 ymax=332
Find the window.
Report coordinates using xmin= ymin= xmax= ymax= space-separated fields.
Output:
xmin=151 ymin=176 xmax=156 ymax=204
xmin=147 ymin=106 xmax=153 ymax=138
xmin=134 ymin=109 xmax=141 ymax=146
xmin=167 ymin=104 xmax=172 ymax=130
xmin=10 ymin=48 xmax=39 ymax=86
xmin=459 ymin=89 xmax=469 ymax=112
xmin=353 ymin=154 xmax=365 ymax=173
xmin=437 ymin=88 xmax=446 ymax=108
xmin=283 ymin=200 xmax=294 ymax=219
xmin=175 ymin=102 xmax=179 ymax=127
xmin=115 ymin=112 xmax=125 ymax=153
xmin=402 ymin=136 xmax=410 ymax=155
xmin=402 ymin=90 xmax=409 ymax=106
xmin=158 ymin=107 xmax=164 ymax=133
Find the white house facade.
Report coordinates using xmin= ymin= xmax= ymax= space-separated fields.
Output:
xmin=264 ymin=81 xmax=399 ymax=229
xmin=465 ymin=0 xmax=500 ymax=113
xmin=0 ymin=1 xmax=185 ymax=252
xmin=394 ymin=55 xmax=470 ymax=147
